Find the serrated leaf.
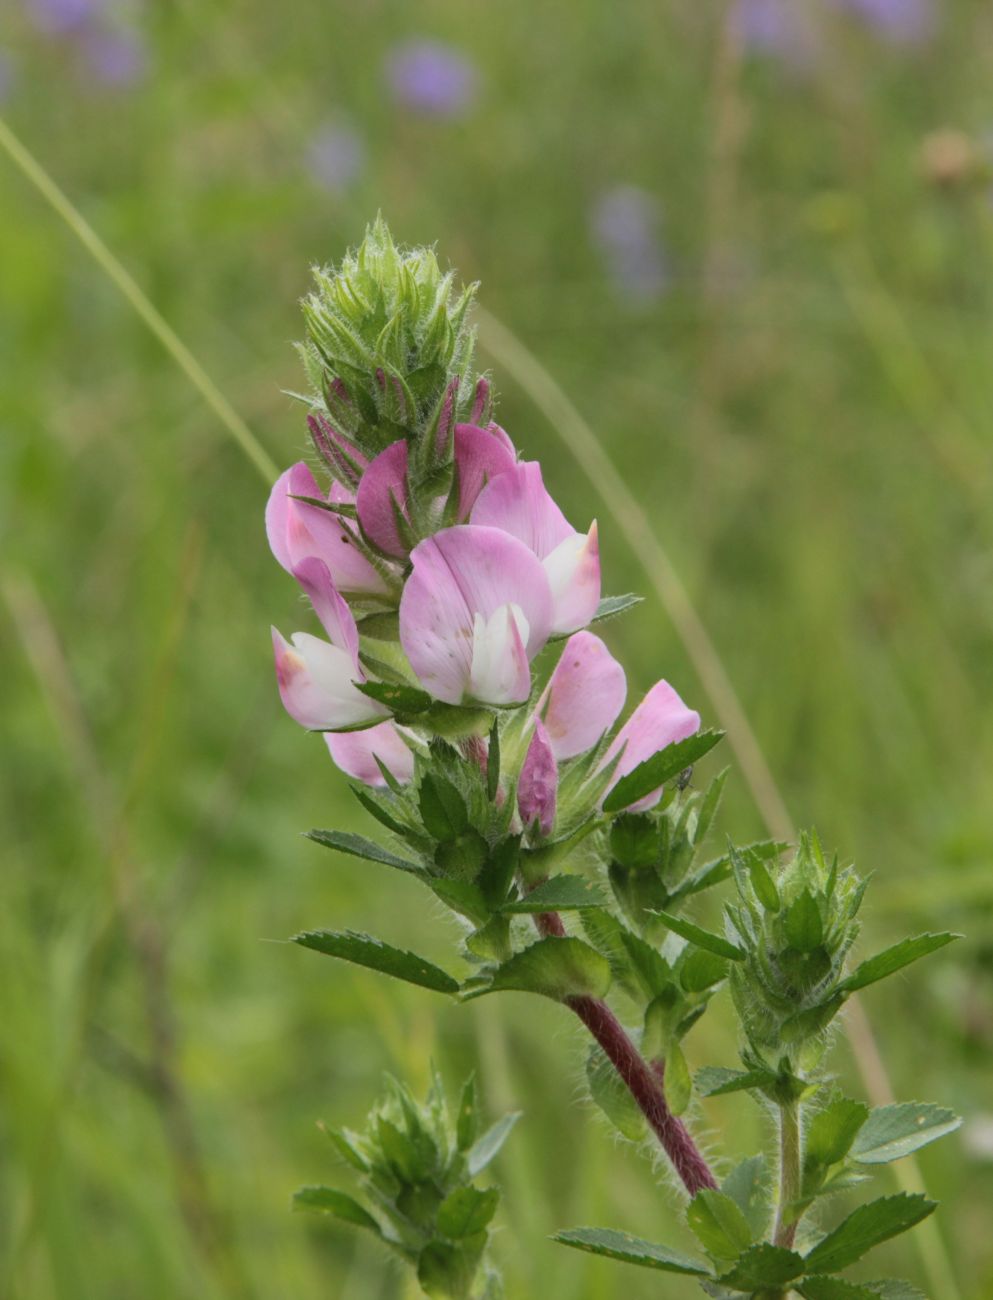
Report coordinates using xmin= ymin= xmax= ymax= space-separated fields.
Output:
xmin=466 ymin=1112 xmax=520 ymax=1177
xmin=748 ymin=855 xmax=781 ymax=911
xmin=603 ymin=729 xmax=725 ymax=814
xmin=695 ymin=1067 xmax=777 ymax=1097
xmin=687 ymin=1190 xmax=753 ymax=1261
xmin=351 ymin=788 xmax=410 ymax=839
xmin=722 ymin=1156 xmax=770 ymax=1239
xmin=304 ymin=829 xmax=424 ymax=875
xmin=427 ymin=878 xmax=490 ymax=924
xmin=680 ymin=948 xmax=729 ymax=993
xmin=650 ymin=909 xmax=745 ymax=961
xmin=586 ymin=1045 xmax=647 ymax=1141
xmin=320 ymin=1124 xmax=369 ymax=1172
xmin=618 ymin=929 xmax=672 ymax=999
xmin=806 ymin=1098 xmax=870 ymax=1168
xmin=838 ymin=933 xmax=959 ymax=993
xmin=799 ymin=1279 xmax=879 ymax=1299
xmin=803 ymin=1194 xmax=935 ymax=1273
xmin=500 ymin=876 xmax=607 ymax=913
xmin=356 ymin=680 xmax=432 ymax=714
xmin=663 ymin=1040 xmax=693 ymax=1116
xmin=552 ymin=1227 xmax=710 ymax=1275
xmin=591 ymin=593 xmax=643 ymax=624
xmin=437 ymin=1186 xmax=499 ymax=1239
xmin=419 ymin=773 xmax=469 ymax=841
xmin=293 ymin=1186 xmax=381 ymax=1233
xmin=864 ymin=1283 xmax=927 ymax=1300
xmin=292 ymin=930 xmax=459 ymax=994
xmin=693 ymin=768 xmax=729 ymax=848
xmin=850 ymin=1102 xmax=962 ymax=1165
xmin=718 ymin=1243 xmax=805 ymax=1289
xmin=417 ymin=1238 xmax=485 ymax=1299
xmin=470 ymin=936 xmax=612 ymax=1002
xmin=785 ymin=889 xmax=823 ymax=952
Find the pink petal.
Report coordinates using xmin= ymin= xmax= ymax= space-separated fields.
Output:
xmin=399 ymin=525 xmax=554 ymax=705
xmin=468 ymin=604 xmax=533 ymax=706
xmin=469 ymin=461 xmax=575 ymax=559
xmin=291 ymin=557 xmax=360 ymax=667
xmin=453 ymin=424 xmax=516 ymax=519
xmin=355 ymin=440 xmax=412 ymax=558
xmin=518 ymin=719 xmax=558 ymax=836
xmin=272 ymin=627 xmax=386 ymax=731
xmin=543 ymin=520 xmax=601 ymax=634
xmin=540 ymin=631 xmax=627 ymax=760
xmin=486 ymin=421 xmax=516 ymax=457
xmin=602 ymin=680 xmax=701 ymax=812
xmin=325 ymin=722 xmax=414 ymax=786
xmin=266 ymin=462 xmax=387 ymax=594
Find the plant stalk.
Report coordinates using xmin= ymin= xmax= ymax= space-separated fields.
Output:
xmin=773 ymin=1098 xmax=802 ymax=1250
xmin=535 ymin=910 xmax=717 ymax=1196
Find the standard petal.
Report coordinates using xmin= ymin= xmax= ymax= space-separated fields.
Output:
xmin=355 ymin=440 xmax=412 ymax=558
xmin=603 ymin=679 xmax=701 ymax=812
xmin=518 ymin=720 xmax=558 ymax=836
xmin=399 ymin=525 xmax=554 ymax=704
xmin=453 ymin=423 xmax=516 ymax=520
xmin=272 ymin=627 xmax=386 ymax=732
xmin=543 ymin=520 xmax=601 ymax=635
xmin=540 ymin=630 xmax=627 ymax=760
xmin=468 ymin=604 xmax=532 ymax=706
xmin=469 ymin=461 xmax=574 ymax=558
xmin=325 ymin=722 xmax=414 ymax=786
xmin=266 ymin=462 xmax=388 ymax=594
xmin=291 ymin=557 xmax=360 ymax=666
xmin=486 ymin=422 xmax=516 ymax=457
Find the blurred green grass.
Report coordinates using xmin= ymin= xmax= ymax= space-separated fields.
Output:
xmin=1 ymin=1 xmax=992 ymax=1296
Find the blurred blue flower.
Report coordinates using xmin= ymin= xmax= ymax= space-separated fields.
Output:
xmin=307 ymin=121 xmax=365 ymax=194
xmin=385 ymin=39 xmax=478 ymax=118
xmin=590 ymin=185 xmax=668 ymax=304
xmin=23 ymin=0 xmax=103 ymax=34
xmin=81 ymin=26 xmax=146 ymax=87
xmin=829 ymin=0 xmax=935 ymax=44
xmin=736 ymin=0 xmax=818 ymax=66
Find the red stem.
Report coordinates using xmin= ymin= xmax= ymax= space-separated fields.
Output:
xmin=535 ymin=910 xmax=717 ymax=1195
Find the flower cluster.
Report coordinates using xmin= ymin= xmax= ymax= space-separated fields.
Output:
xmin=267 ymin=219 xmax=698 ymax=833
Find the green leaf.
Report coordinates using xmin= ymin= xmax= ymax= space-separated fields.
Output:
xmin=304 ymin=829 xmax=424 ymax=875
xmin=747 ymin=853 xmax=781 ymax=911
xmin=427 ymin=878 xmax=490 ymax=924
xmin=687 ymin=1190 xmax=753 ymax=1260
xmin=799 ymin=1279 xmax=880 ymax=1299
xmin=351 ymin=788 xmax=410 ymax=839
xmin=850 ymin=1102 xmax=962 ymax=1165
xmin=500 ymin=875 xmax=607 ymax=913
xmin=721 ymin=1155 xmax=770 ymax=1239
xmin=693 ymin=768 xmax=729 ymax=847
xmin=292 ymin=930 xmax=459 ymax=994
xmin=466 ymin=1112 xmax=520 ymax=1177
xmin=552 ymin=1227 xmax=710 ymax=1275
xmin=319 ymin=1124 xmax=369 ymax=1172
xmin=417 ymin=1238 xmax=485 ymax=1299
xmin=680 ymin=948 xmax=729 ymax=993
xmin=838 ymin=933 xmax=959 ymax=993
xmin=805 ymin=1098 xmax=870 ymax=1168
xmin=618 ymin=929 xmax=673 ymax=999
xmin=356 ymin=680 xmax=432 ymax=714
xmin=864 ymin=1283 xmax=927 ymax=1300
xmin=603 ymin=729 xmax=725 ymax=814
xmin=487 ymin=717 xmax=500 ymax=801
xmin=456 ymin=1074 xmax=479 ymax=1151
xmin=803 ymin=1194 xmax=936 ymax=1273
xmin=586 ymin=1045 xmax=647 ymax=1141
xmin=650 ymin=909 xmax=745 ymax=961
xmin=437 ymin=1186 xmax=499 ymax=1239
xmin=592 ymin=593 xmax=643 ymax=624
xmin=293 ymin=1186 xmax=381 ymax=1234
xmin=784 ymin=889 xmax=824 ymax=952
xmin=663 ymin=1040 xmax=693 ymax=1116
xmin=696 ymin=1067 xmax=777 ymax=1097
xmin=419 ymin=774 xmax=469 ymax=840
xmin=471 ymin=936 xmax=612 ymax=1002
xmin=718 ymin=1243 xmax=805 ymax=1289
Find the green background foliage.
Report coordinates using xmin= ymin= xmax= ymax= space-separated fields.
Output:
xmin=1 ymin=1 xmax=991 ymax=1296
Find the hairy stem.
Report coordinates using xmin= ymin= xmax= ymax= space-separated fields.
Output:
xmin=773 ymin=1099 xmax=802 ymax=1250
xmin=535 ymin=910 xmax=717 ymax=1196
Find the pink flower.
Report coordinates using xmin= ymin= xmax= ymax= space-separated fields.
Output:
xmin=470 ymin=461 xmax=600 ymax=635
xmin=271 ymin=558 xmax=387 ymax=732
xmin=355 ymin=424 xmax=516 ymax=558
xmin=517 ymin=720 xmax=558 ymax=836
xmin=266 ymin=462 xmax=387 ymax=596
xmin=602 ymin=680 xmax=701 ymax=811
xmin=398 ymin=525 xmax=554 ymax=706
xmin=325 ymin=722 xmax=414 ymax=786
xmin=538 ymin=631 xmax=628 ymax=759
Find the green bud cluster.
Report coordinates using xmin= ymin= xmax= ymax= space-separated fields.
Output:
xmin=726 ymin=831 xmax=865 ymax=1065
xmin=296 ymin=1073 xmax=515 ymax=1300
xmin=299 ymin=216 xmax=489 ymax=461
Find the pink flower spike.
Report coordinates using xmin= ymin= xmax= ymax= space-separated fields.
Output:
xmin=470 ymin=461 xmax=573 ymax=557
xmin=434 ymin=378 xmax=457 ymax=457
xmin=271 ymin=627 xmax=387 ymax=732
xmin=291 ymin=557 xmax=360 ymax=667
xmin=540 ymin=631 xmax=627 ymax=760
xmin=470 ymin=376 xmax=491 ymax=424
xmin=355 ymin=440 xmax=412 ymax=558
xmin=325 ymin=722 xmax=414 ymax=786
xmin=453 ymin=424 xmax=516 ymax=520
xmin=544 ymin=520 xmax=601 ymax=635
xmin=265 ymin=462 xmax=387 ymax=595
xmin=518 ymin=720 xmax=558 ymax=836
xmin=602 ymin=680 xmax=701 ymax=812
xmin=399 ymin=525 xmax=554 ymax=705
